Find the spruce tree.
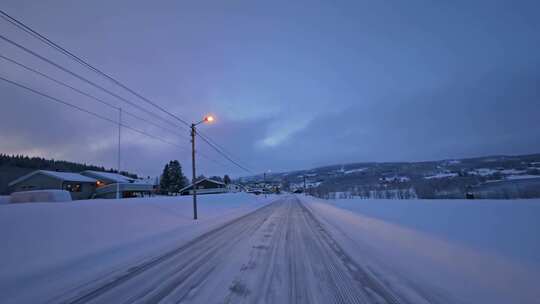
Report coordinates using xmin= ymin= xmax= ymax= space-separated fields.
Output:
xmin=167 ymin=160 xmax=187 ymax=194
xmin=160 ymin=163 xmax=171 ymax=194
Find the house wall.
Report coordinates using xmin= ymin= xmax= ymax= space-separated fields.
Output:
xmin=198 ymin=180 xmax=225 ymax=189
xmin=80 ymin=172 xmax=116 ymax=185
xmin=63 ymin=182 xmax=96 ymax=200
xmin=180 ymin=180 xmax=227 ymax=195
xmin=184 ymin=188 xmax=229 ymax=195
xmin=10 ymin=173 xmax=95 ymax=200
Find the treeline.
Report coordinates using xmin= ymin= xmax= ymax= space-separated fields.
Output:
xmin=0 ymin=154 xmax=138 ymax=178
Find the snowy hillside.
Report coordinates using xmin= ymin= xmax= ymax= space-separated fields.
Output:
xmin=246 ymin=153 xmax=540 ymax=199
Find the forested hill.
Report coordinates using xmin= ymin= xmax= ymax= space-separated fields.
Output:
xmin=0 ymin=154 xmax=138 ymax=194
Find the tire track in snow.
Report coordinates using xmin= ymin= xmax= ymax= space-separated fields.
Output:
xmin=225 ymin=195 xmax=408 ymax=304
xmin=49 ymin=196 xmax=428 ymax=304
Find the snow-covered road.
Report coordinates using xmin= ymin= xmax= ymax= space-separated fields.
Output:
xmin=47 ymin=195 xmax=428 ymax=304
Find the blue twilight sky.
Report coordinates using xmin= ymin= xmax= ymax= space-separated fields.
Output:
xmin=1 ymin=0 xmax=539 ymax=178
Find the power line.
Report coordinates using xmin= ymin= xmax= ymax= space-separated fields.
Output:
xmin=196 ymin=131 xmax=254 ymax=174
xmin=197 ymin=129 xmax=253 ymax=167
xmin=1 ymin=10 xmax=257 ymax=174
xmin=0 ymin=9 xmax=191 ymax=127
xmin=0 ymin=33 xmax=252 ymax=174
xmin=0 ymin=75 xmax=188 ymax=150
xmin=197 ymin=150 xmax=237 ymax=172
xmin=0 ymin=53 xmax=187 ymax=139
xmin=197 ymin=131 xmax=254 ymax=173
xmin=0 ymin=34 xmax=186 ymax=132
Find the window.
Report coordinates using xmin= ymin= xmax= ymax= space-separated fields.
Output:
xmin=63 ymin=183 xmax=82 ymax=192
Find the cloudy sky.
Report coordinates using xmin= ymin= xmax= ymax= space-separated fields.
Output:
xmin=1 ymin=0 xmax=539 ymax=178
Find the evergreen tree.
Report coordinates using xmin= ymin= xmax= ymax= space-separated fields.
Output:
xmin=223 ymin=174 xmax=231 ymax=185
xmin=167 ymin=160 xmax=187 ymax=193
xmin=160 ymin=163 xmax=171 ymax=194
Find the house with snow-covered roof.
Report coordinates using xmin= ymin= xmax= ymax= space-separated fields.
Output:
xmin=179 ymin=178 xmax=228 ymax=195
xmin=7 ymin=170 xmax=156 ymax=201
xmin=8 ymin=170 xmax=98 ymax=200
xmin=80 ymin=170 xmax=135 ymax=185
xmin=80 ymin=170 xmax=154 ymax=199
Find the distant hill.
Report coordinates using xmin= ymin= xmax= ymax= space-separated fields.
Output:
xmin=0 ymin=154 xmax=138 ymax=195
xmin=241 ymin=153 xmax=540 ymax=199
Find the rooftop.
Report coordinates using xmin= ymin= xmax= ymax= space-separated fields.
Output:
xmin=81 ymin=171 xmax=135 ymax=183
xmin=8 ymin=170 xmax=97 ymax=186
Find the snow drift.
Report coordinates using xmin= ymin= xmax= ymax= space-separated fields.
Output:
xmin=302 ymin=196 xmax=540 ymax=304
xmin=0 ymin=193 xmax=274 ymax=304
xmin=9 ymin=189 xmax=72 ymax=204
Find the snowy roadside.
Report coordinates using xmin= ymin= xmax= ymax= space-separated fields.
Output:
xmin=300 ymin=195 xmax=540 ymax=304
xmin=0 ymin=193 xmax=276 ymax=304
xmin=327 ymin=198 xmax=540 ymax=266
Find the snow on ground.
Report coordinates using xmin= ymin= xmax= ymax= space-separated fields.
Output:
xmin=302 ymin=196 xmax=540 ymax=304
xmin=0 ymin=193 xmax=275 ymax=304
xmin=446 ymin=159 xmax=461 ymax=164
xmin=324 ymin=198 xmax=540 ymax=266
xmin=344 ymin=168 xmax=366 ymax=174
xmin=424 ymin=172 xmax=458 ymax=179
xmin=0 ymin=195 xmax=10 ymax=204
xmin=472 ymin=168 xmax=498 ymax=176
xmin=506 ymin=174 xmax=540 ymax=180
xmin=500 ymin=169 xmax=527 ymax=174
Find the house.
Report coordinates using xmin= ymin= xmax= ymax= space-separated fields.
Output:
xmin=227 ymin=183 xmax=244 ymax=193
xmin=8 ymin=170 xmax=97 ymax=200
xmin=180 ymin=178 xmax=228 ymax=195
xmin=80 ymin=170 xmax=154 ymax=199
xmin=93 ymin=183 xmax=154 ymax=199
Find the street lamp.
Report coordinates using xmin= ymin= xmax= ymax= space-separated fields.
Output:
xmin=190 ymin=115 xmax=214 ymax=220
xmin=264 ymin=169 xmax=271 ymax=198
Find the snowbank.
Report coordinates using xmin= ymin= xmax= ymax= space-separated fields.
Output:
xmin=302 ymin=196 xmax=540 ymax=304
xmin=9 ymin=189 xmax=72 ymax=204
xmin=0 ymin=193 xmax=275 ymax=304
xmin=0 ymin=196 xmax=10 ymax=205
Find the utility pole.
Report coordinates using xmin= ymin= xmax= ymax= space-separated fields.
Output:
xmin=303 ymin=175 xmax=307 ymax=195
xmin=191 ymin=123 xmax=198 ymax=220
xmin=264 ymin=172 xmax=267 ymax=198
xmin=116 ymin=108 xmax=122 ymax=200
xmin=189 ymin=115 xmax=214 ymax=220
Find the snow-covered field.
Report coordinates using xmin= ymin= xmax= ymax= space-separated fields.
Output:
xmin=303 ymin=196 xmax=540 ymax=303
xmin=0 ymin=193 xmax=275 ymax=304
xmin=324 ymin=198 xmax=540 ymax=266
